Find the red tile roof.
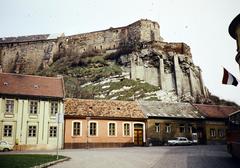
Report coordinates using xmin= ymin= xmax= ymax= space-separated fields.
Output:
xmin=0 ymin=73 xmax=64 ymax=98
xmin=64 ymin=98 xmax=145 ymax=119
xmin=193 ymin=104 xmax=239 ymax=119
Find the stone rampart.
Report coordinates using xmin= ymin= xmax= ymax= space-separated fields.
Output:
xmin=0 ymin=19 xmax=161 ymax=74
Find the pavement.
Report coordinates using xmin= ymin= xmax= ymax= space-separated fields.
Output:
xmin=2 ymin=145 xmax=240 ymax=168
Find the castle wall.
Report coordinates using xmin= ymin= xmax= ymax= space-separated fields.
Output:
xmin=0 ymin=19 xmax=161 ymax=74
xmin=0 ymin=40 xmax=58 ymax=73
xmin=163 ymin=73 xmax=176 ymax=92
xmin=130 ymin=50 xmax=207 ymax=100
xmin=64 ymin=19 xmax=161 ymax=54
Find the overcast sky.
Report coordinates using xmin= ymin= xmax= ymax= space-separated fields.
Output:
xmin=1 ymin=0 xmax=240 ymax=104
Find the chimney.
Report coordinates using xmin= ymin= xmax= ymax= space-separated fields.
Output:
xmin=0 ymin=65 xmax=2 ymax=73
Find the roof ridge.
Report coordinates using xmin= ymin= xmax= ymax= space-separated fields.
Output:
xmin=193 ymin=103 xmax=238 ymax=108
xmin=64 ymin=98 xmax=135 ymax=103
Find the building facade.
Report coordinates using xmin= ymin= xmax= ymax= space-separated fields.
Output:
xmin=0 ymin=73 xmax=65 ymax=150
xmin=139 ymin=101 xmax=206 ymax=145
xmin=193 ymin=104 xmax=238 ymax=145
xmin=138 ymin=101 xmax=238 ymax=145
xmin=64 ymin=99 xmax=146 ymax=148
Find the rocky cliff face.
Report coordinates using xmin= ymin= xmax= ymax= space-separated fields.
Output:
xmin=0 ymin=19 xmax=236 ymax=105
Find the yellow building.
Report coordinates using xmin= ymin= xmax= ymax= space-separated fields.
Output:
xmin=0 ymin=73 xmax=65 ymax=150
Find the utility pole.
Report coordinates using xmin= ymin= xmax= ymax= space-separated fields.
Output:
xmin=56 ymin=112 xmax=63 ymax=159
xmin=86 ymin=116 xmax=90 ymax=149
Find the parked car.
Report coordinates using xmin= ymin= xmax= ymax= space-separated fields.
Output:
xmin=167 ymin=137 xmax=192 ymax=146
xmin=0 ymin=140 xmax=13 ymax=152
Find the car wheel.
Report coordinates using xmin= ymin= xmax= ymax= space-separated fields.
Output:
xmin=3 ymin=148 xmax=9 ymax=152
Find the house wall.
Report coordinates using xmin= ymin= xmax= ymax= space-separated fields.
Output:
xmin=205 ymin=120 xmax=227 ymax=145
xmin=64 ymin=118 xmax=145 ymax=148
xmin=0 ymin=97 xmax=64 ymax=150
xmin=146 ymin=118 xmax=202 ymax=145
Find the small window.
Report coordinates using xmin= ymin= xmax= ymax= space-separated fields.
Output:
xmin=3 ymin=125 xmax=12 ymax=137
xmin=165 ymin=124 xmax=171 ymax=133
xmin=188 ymin=125 xmax=192 ymax=133
xmin=218 ymin=129 xmax=225 ymax=137
xmin=123 ymin=123 xmax=130 ymax=136
xmin=109 ymin=123 xmax=116 ymax=136
xmin=6 ymin=100 xmax=14 ymax=113
xmin=89 ymin=122 xmax=97 ymax=136
xmin=73 ymin=122 xmax=81 ymax=136
xmin=50 ymin=101 xmax=58 ymax=115
xmin=28 ymin=126 xmax=37 ymax=137
xmin=210 ymin=128 xmax=216 ymax=137
xmin=33 ymin=84 xmax=39 ymax=89
xmin=155 ymin=123 xmax=160 ymax=133
xmin=49 ymin=126 xmax=57 ymax=137
xmin=179 ymin=124 xmax=185 ymax=133
xmin=29 ymin=101 xmax=38 ymax=114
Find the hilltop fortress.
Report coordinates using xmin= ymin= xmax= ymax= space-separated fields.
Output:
xmin=0 ymin=19 xmax=209 ymax=102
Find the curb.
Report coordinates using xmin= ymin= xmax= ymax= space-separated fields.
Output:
xmin=31 ymin=156 xmax=71 ymax=168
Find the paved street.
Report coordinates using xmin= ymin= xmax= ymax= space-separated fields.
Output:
xmin=49 ymin=145 xmax=239 ymax=168
xmin=2 ymin=145 xmax=238 ymax=168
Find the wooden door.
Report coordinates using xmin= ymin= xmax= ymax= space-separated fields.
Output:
xmin=134 ymin=129 xmax=143 ymax=146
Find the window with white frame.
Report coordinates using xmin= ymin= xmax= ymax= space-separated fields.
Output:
xmin=123 ymin=123 xmax=130 ymax=136
xmin=188 ymin=125 xmax=192 ymax=133
xmin=29 ymin=101 xmax=38 ymax=114
xmin=108 ymin=122 xmax=116 ymax=136
xmin=3 ymin=125 xmax=12 ymax=137
xmin=49 ymin=126 xmax=57 ymax=137
xmin=73 ymin=122 xmax=81 ymax=136
xmin=50 ymin=101 xmax=58 ymax=115
xmin=218 ymin=129 xmax=225 ymax=137
xmin=165 ymin=124 xmax=171 ymax=133
xmin=28 ymin=126 xmax=37 ymax=137
xmin=210 ymin=128 xmax=216 ymax=137
xmin=89 ymin=122 xmax=97 ymax=136
xmin=155 ymin=123 xmax=160 ymax=133
xmin=179 ymin=124 xmax=185 ymax=133
xmin=5 ymin=100 xmax=14 ymax=113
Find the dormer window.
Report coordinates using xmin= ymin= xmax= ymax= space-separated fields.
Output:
xmin=33 ymin=84 xmax=39 ymax=89
xmin=6 ymin=99 xmax=14 ymax=113
xmin=50 ymin=101 xmax=58 ymax=115
xmin=29 ymin=101 xmax=38 ymax=114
